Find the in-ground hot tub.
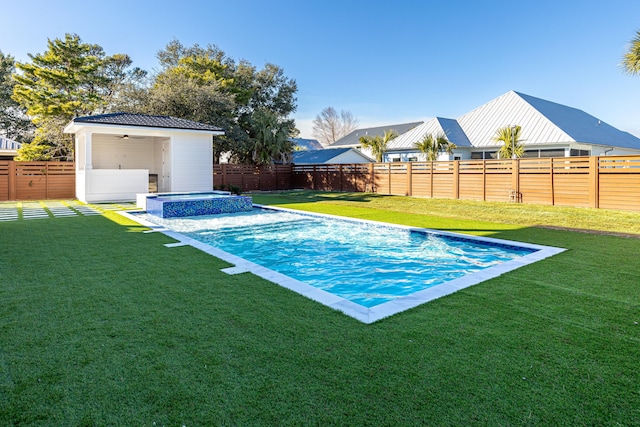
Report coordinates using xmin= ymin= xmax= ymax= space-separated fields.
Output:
xmin=138 ymin=191 xmax=253 ymax=218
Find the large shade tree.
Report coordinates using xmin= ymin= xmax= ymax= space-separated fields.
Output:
xmin=359 ymin=129 xmax=398 ymax=162
xmin=0 ymin=51 xmax=33 ymax=143
xmin=147 ymin=41 xmax=298 ymax=164
xmin=493 ymin=125 xmax=524 ymax=159
xmin=415 ymin=133 xmax=457 ymax=161
xmin=12 ymin=33 xmax=144 ymax=160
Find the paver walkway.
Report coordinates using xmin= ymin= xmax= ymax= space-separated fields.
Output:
xmin=0 ymin=200 xmax=137 ymax=222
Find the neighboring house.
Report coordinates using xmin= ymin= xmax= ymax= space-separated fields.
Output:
xmin=385 ymin=91 xmax=640 ymax=161
xmin=291 ymin=137 xmax=323 ymax=150
xmin=0 ymin=136 xmax=21 ymax=160
xmin=386 ymin=118 xmax=471 ymax=162
xmin=329 ymin=122 xmax=423 ymax=160
xmin=292 ymin=147 xmax=373 ymax=164
xmin=64 ymin=113 xmax=224 ymax=203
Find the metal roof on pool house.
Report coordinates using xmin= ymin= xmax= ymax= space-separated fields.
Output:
xmin=67 ymin=112 xmax=224 ymax=133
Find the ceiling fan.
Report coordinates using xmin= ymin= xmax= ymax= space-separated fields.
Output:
xmin=116 ymin=134 xmax=146 ymax=140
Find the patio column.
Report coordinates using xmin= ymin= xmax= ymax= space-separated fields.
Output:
xmin=85 ymin=131 xmax=93 ymax=170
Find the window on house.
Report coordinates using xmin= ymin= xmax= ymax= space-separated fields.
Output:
xmin=570 ymin=149 xmax=590 ymax=156
xmin=471 ymin=151 xmax=498 ymax=159
xmin=539 ymin=149 xmax=565 ymax=158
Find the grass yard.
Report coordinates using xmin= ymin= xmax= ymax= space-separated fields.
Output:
xmin=1 ymin=192 xmax=639 ymax=425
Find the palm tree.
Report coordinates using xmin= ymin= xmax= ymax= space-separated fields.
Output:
xmin=414 ymin=133 xmax=457 ymax=161
xmin=250 ymin=109 xmax=293 ymax=165
xmin=622 ymin=30 xmax=640 ymax=75
xmin=493 ymin=125 xmax=524 ymax=159
xmin=359 ymin=129 xmax=398 ymax=162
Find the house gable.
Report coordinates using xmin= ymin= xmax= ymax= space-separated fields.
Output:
xmin=388 ymin=117 xmax=472 ymax=150
xmin=330 ymin=122 xmax=423 ymax=148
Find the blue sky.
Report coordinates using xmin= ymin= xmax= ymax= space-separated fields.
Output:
xmin=2 ymin=0 xmax=640 ymax=138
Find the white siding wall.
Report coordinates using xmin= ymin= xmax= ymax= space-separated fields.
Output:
xmin=331 ymin=151 xmax=373 ymax=164
xmin=76 ymin=136 xmax=86 ymax=170
xmin=84 ymin=169 xmax=148 ymax=202
xmin=170 ymin=133 xmax=213 ymax=191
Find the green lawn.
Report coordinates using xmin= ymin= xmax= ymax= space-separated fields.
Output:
xmin=1 ymin=193 xmax=639 ymax=425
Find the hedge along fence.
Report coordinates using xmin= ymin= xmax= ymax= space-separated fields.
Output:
xmin=0 ymin=161 xmax=75 ymax=201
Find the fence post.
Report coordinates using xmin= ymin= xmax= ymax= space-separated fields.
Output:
xmin=406 ymin=162 xmax=412 ymax=196
xmin=589 ymin=156 xmax=599 ymax=208
xmin=312 ymin=165 xmax=316 ymax=190
xmin=222 ymin=165 xmax=227 ymax=188
xmin=511 ymin=158 xmax=519 ymax=201
xmin=8 ymin=161 xmax=16 ymax=201
xmin=368 ymin=163 xmax=374 ymax=193
xmin=550 ymin=158 xmax=555 ymax=206
xmin=482 ymin=160 xmax=486 ymax=201
xmin=429 ymin=161 xmax=434 ymax=198
xmin=45 ymin=163 xmax=50 ymax=199
xmin=453 ymin=160 xmax=459 ymax=200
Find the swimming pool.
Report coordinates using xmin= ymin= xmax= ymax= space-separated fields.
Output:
xmin=124 ymin=206 xmax=565 ymax=323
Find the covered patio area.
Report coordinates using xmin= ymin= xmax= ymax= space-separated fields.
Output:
xmin=64 ymin=113 xmax=224 ymax=203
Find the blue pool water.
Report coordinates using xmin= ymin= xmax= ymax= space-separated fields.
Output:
xmin=155 ymin=193 xmax=229 ymax=201
xmin=139 ymin=208 xmax=536 ymax=308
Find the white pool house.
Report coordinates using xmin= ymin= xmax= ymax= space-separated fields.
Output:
xmin=64 ymin=113 xmax=224 ymax=203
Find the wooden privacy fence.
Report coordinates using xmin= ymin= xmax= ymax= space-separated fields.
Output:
xmin=3 ymin=157 xmax=640 ymax=211
xmin=213 ymin=164 xmax=292 ymax=192
xmin=291 ymin=163 xmax=372 ymax=192
xmin=289 ymin=156 xmax=640 ymax=211
xmin=0 ymin=161 xmax=75 ymax=201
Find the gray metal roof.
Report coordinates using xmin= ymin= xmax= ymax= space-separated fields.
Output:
xmin=457 ymin=91 xmax=575 ymax=148
xmin=71 ymin=112 xmax=224 ymax=132
xmin=388 ymin=91 xmax=640 ymax=152
xmin=330 ymin=122 xmax=423 ymax=147
xmin=517 ymin=92 xmax=640 ymax=150
xmin=457 ymin=91 xmax=640 ymax=150
xmin=387 ymin=117 xmax=472 ymax=150
xmin=292 ymin=148 xmax=370 ymax=164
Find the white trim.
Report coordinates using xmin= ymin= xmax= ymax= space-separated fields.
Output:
xmin=64 ymin=121 xmax=223 ymax=137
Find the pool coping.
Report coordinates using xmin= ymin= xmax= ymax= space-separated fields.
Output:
xmin=118 ymin=205 xmax=566 ymax=324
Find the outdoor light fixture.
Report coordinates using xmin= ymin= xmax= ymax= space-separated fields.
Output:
xmin=123 ymin=135 xmax=129 ymax=140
